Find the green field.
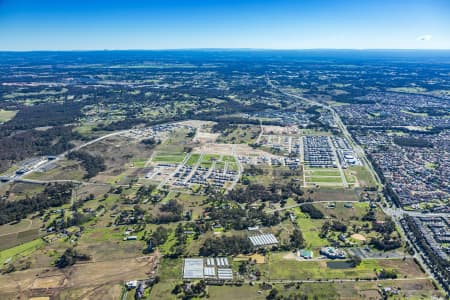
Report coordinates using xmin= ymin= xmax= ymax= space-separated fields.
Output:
xmin=159 ymin=231 xmax=177 ymax=255
xmin=227 ymin=162 xmax=239 ymax=171
xmin=269 ymin=254 xmax=375 ymax=280
xmin=349 ymin=166 xmax=377 ymax=187
xmin=131 ymin=159 xmax=147 ymax=167
xmin=0 ymin=238 xmax=44 ymax=264
xmin=149 ymin=258 xmax=182 ymax=299
xmin=222 ymin=155 xmax=237 ymax=163
xmin=215 ymin=161 xmax=225 ymax=170
xmin=153 ymin=152 xmax=186 ymax=163
xmin=208 ymin=285 xmax=265 ymax=300
xmin=186 ymin=153 xmax=201 ymax=166
xmin=202 ymin=154 xmax=221 ymax=162
xmin=294 ymin=209 xmax=328 ymax=249
xmin=307 ymin=176 xmax=342 ymax=183
xmin=344 ymin=170 xmax=357 ymax=184
xmin=305 ymin=168 xmax=341 ymax=177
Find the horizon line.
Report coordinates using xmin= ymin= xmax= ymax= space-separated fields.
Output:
xmin=1 ymin=48 xmax=450 ymax=52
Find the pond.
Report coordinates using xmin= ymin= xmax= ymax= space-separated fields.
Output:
xmin=326 ymin=261 xmax=354 ymax=269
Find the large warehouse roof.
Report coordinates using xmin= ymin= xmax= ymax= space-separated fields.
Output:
xmin=183 ymin=258 xmax=233 ymax=280
xmin=249 ymin=234 xmax=279 ymax=246
xmin=183 ymin=258 xmax=204 ymax=279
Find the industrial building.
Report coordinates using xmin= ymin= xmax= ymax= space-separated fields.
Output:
xmin=249 ymin=233 xmax=279 ymax=247
xmin=183 ymin=257 xmax=233 ymax=281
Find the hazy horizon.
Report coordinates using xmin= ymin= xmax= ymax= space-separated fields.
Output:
xmin=2 ymin=48 xmax=450 ymax=52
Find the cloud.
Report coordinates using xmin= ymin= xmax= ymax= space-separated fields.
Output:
xmin=417 ymin=34 xmax=432 ymax=41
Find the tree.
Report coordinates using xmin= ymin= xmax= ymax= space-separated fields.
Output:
xmin=290 ymin=228 xmax=305 ymax=249
xmin=199 ymin=235 xmax=253 ymax=256
xmin=0 ymin=183 xmax=73 ymax=225
xmin=348 ymin=254 xmax=362 ymax=267
xmin=56 ymin=248 xmax=90 ymax=268
xmin=67 ymin=150 xmax=106 ymax=179
xmin=267 ymin=288 xmax=279 ymax=300
xmin=378 ymin=269 xmax=397 ymax=279
xmin=151 ymin=226 xmax=169 ymax=246
xmin=300 ymin=204 xmax=324 ymax=219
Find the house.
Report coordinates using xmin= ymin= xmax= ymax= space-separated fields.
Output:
xmin=300 ymin=249 xmax=313 ymax=259
xmin=124 ymin=235 xmax=138 ymax=241
xmin=289 ymin=213 xmax=296 ymax=223
xmin=320 ymin=247 xmax=346 ymax=259
xmin=248 ymin=226 xmax=260 ymax=231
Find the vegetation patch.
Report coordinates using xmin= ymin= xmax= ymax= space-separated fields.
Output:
xmin=0 ymin=238 xmax=44 ymax=265
xmin=0 ymin=110 xmax=18 ymax=123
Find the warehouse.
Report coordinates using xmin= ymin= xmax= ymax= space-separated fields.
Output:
xmin=183 ymin=258 xmax=233 ymax=281
xmin=249 ymin=234 xmax=279 ymax=247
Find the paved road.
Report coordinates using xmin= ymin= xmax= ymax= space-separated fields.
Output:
xmin=157 ymin=153 xmax=192 ymax=189
xmin=15 ymin=178 xmax=109 ymax=186
xmin=256 ymin=119 xmax=264 ymax=144
xmin=227 ymin=144 xmax=242 ymax=192
xmin=183 ymin=152 xmax=204 ymax=184
xmin=6 ymin=130 xmax=129 ymax=185
xmin=327 ymin=135 xmax=348 ymax=188
xmin=259 ymin=277 xmax=431 ymax=285
xmin=265 ymin=75 xmax=443 ymax=291
xmin=267 ymin=200 xmax=358 ymax=213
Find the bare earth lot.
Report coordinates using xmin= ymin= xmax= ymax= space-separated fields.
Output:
xmin=0 ymin=254 xmax=159 ymax=299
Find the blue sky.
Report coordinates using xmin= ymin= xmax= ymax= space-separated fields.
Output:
xmin=0 ymin=0 xmax=449 ymax=50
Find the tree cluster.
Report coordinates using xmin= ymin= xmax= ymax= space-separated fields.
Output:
xmin=0 ymin=126 xmax=81 ymax=172
xmin=300 ymin=204 xmax=324 ymax=219
xmin=199 ymin=235 xmax=253 ymax=256
xmin=206 ymin=206 xmax=281 ymax=230
xmin=370 ymin=235 xmax=401 ymax=251
xmin=0 ymin=183 xmax=73 ymax=225
xmin=56 ymin=248 xmax=91 ymax=268
xmin=67 ymin=150 xmax=106 ymax=179
xmin=228 ymin=182 xmax=303 ymax=204
xmin=149 ymin=200 xmax=185 ymax=224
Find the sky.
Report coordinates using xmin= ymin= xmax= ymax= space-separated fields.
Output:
xmin=0 ymin=0 xmax=449 ymax=50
